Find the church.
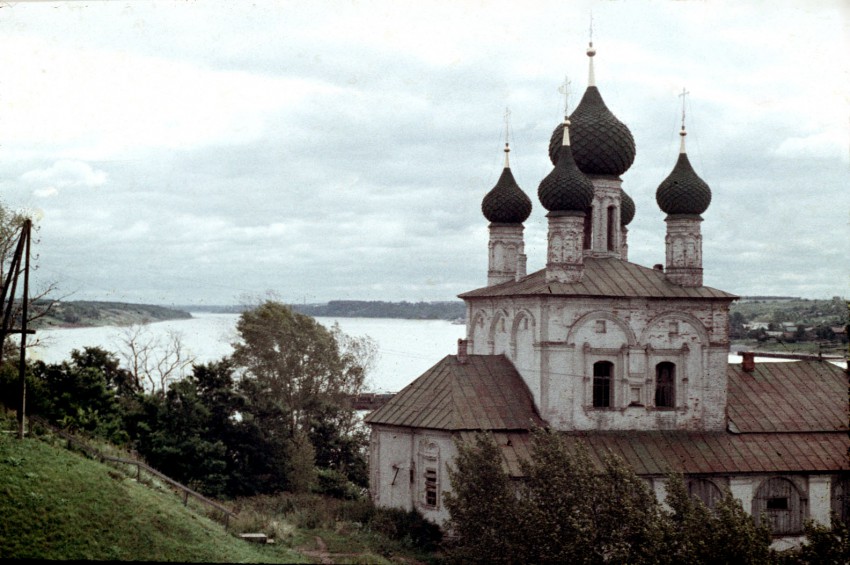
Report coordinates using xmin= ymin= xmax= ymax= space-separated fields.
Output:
xmin=364 ymin=43 xmax=849 ymax=545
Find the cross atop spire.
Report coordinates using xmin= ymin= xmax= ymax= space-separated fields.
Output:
xmin=678 ymin=87 xmax=690 ymax=153
xmin=503 ymin=107 xmax=512 ymax=167
xmin=558 ymin=75 xmax=572 ymax=117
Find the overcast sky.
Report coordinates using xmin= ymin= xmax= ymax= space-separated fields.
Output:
xmin=0 ymin=0 xmax=848 ymax=306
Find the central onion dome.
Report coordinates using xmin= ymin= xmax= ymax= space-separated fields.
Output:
xmin=548 ymin=44 xmax=636 ymax=177
xmin=538 ymin=118 xmax=594 ymax=212
xmin=620 ymin=189 xmax=635 ymax=225
xmin=656 ymin=127 xmax=711 ymax=215
xmin=482 ymin=143 xmax=532 ymax=223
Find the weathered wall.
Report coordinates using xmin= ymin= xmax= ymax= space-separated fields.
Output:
xmin=466 ymin=295 xmax=731 ymax=431
xmin=369 ymin=425 xmax=457 ymax=525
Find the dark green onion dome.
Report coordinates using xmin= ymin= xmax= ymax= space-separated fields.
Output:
xmin=538 ymin=119 xmax=594 ymax=212
xmin=548 ymin=87 xmax=636 ymax=176
xmin=655 ymin=129 xmax=711 ymax=215
xmin=620 ymin=189 xmax=635 ymax=225
xmin=547 ymin=45 xmax=636 ymax=176
xmin=482 ymin=144 xmax=532 ymax=223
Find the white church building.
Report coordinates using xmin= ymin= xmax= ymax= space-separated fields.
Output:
xmin=364 ymin=43 xmax=849 ymax=544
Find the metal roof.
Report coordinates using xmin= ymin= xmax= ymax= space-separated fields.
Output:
xmin=458 ymin=257 xmax=737 ymax=300
xmin=468 ymin=430 xmax=850 ymax=478
xmin=364 ymin=354 xmax=544 ymax=431
xmin=727 ymin=361 xmax=848 ymax=433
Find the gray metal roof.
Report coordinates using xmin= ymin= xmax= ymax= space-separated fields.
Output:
xmin=364 ymin=354 xmax=544 ymax=431
xmin=727 ymin=361 xmax=848 ymax=433
xmin=471 ymin=430 xmax=850 ymax=478
xmin=459 ymin=257 xmax=737 ymax=300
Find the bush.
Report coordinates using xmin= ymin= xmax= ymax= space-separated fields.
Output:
xmin=313 ymin=468 xmax=365 ymax=500
xmin=369 ymin=507 xmax=442 ymax=552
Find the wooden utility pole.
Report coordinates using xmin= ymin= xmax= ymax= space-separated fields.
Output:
xmin=0 ymin=219 xmax=34 ymax=439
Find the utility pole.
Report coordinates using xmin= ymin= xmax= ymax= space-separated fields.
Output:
xmin=0 ymin=219 xmax=35 ymax=439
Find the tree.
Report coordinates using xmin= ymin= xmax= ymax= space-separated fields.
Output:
xmin=444 ymin=433 xmax=520 ymax=564
xmin=446 ymin=430 xmax=667 ymax=564
xmin=116 ymin=324 xmax=195 ymax=394
xmin=26 ymin=347 xmax=129 ymax=443
xmin=232 ymin=301 xmax=376 ymax=485
xmin=446 ymin=431 xmax=776 ymax=565
xmin=664 ymin=474 xmax=773 ymax=565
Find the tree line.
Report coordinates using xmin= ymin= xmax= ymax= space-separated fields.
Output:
xmin=0 ymin=301 xmax=375 ymax=500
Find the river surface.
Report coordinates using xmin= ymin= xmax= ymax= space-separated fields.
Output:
xmin=30 ymin=314 xmax=467 ymax=393
xmin=29 ymin=313 xmax=845 ymax=393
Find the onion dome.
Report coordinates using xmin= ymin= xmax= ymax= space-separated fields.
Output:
xmin=655 ymin=127 xmax=711 ymax=215
xmin=620 ymin=190 xmax=635 ymax=226
xmin=481 ymin=143 xmax=532 ymax=223
xmin=548 ymin=43 xmax=636 ymax=177
xmin=538 ymin=118 xmax=594 ymax=212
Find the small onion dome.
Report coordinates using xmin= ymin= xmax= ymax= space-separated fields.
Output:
xmin=538 ymin=119 xmax=594 ymax=212
xmin=548 ymin=87 xmax=636 ymax=176
xmin=655 ymin=130 xmax=711 ymax=215
xmin=620 ymin=190 xmax=635 ymax=226
xmin=481 ymin=144 xmax=532 ymax=223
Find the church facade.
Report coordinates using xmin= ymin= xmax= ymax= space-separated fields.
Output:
xmin=364 ymin=44 xmax=849 ymax=544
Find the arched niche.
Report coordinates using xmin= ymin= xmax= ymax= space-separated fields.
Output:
xmin=489 ymin=308 xmax=511 ymax=356
xmin=469 ymin=310 xmax=489 ymax=355
xmin=511 ymin=309 xmax=536 ymax=366
xmin=566 ymin=310 xmax=637 ymax=348
xmin=639 ymin=311 xmax=709 ymax=348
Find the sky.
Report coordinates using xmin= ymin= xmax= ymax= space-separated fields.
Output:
xmin=0 ymin=0 xmax=848 ymax=306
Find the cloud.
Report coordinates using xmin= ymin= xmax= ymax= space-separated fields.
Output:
xmin=20 ymin=160 xmax=108 ymax=193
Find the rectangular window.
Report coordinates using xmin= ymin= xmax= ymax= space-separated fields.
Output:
xmin=655 ymin=362 xmax=676 ymax=408
xmin=607 ymin=206 xmax=616 ymax=251
xmin=593 ymin=361 xmax=613 ymax=408
xmin=767 ymin=497 xmax=789 ymax=511
xmin=424 ymin=468 xmax=438 ymax=507
xmin=595 ymin=320 xmax=607 ymax=333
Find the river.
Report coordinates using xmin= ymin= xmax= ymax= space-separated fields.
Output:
xmin=28 ymin=313 xmax=845 ymax=393
xmin=30 ymin=313 xmax=467 ymax=393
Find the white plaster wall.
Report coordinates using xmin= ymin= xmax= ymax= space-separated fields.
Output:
xmin=465 ymin=295 xmax=731 ymax=432
xmin=369 ymin=426 xmax=457 ymax=526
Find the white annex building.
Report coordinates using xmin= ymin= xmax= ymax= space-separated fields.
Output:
xmin=364 ymin=43 xmax=849 ymax=545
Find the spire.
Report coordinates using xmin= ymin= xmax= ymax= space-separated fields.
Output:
xmin=587 ymin=14 xmax=596 ymax=87
xmin=482 ymin=109 xmax=532 ymax=224
xmin=538 ymin=117 xmax=593 ymax=212
xmin=679 ymin=87 xmax=689 ymax=154
xmin=548 ymin=42 xmax=636 ymax=176
xmin=656 ymin=89 xmax=711 ymax=216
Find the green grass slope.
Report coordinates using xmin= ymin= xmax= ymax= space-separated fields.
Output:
xmin=0 ymin=420 xmax=307 ymax=562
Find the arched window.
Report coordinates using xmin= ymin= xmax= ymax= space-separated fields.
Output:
xmin=753 ymin=477 xmax=806 ymax=535
xmin=418 ymin=442 xmax=441 ymax=510
xmin=607 ymin=205 xmax=616 ymax=251
xmin=832 ymin=476 xmax=850 ymax=525
xmin=655 ymin=362 xmax=676 ymax=408
xmin=593 ymin=361 xmax=613 ymax=408
xmin=583 ymin=207 xmax=593 ymax=250
xmin=687 ymin=478 xmax=724 ymax=510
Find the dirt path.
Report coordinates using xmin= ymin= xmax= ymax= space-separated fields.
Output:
xmin=298 ymin=536 xmax=333 ymax=564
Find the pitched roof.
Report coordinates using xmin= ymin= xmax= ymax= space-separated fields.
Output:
xmin=364 ymin=354 xmax=544 ymax=431
xmin=458 ymin=257 xmax=736 ymax=300
xmin=727 ymin=361 xmax=848 ymax=433
xmin=471 ymin=430 xmax=850 ymax=478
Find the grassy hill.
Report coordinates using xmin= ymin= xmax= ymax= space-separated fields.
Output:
xmin=0 ymin=411 xmax=441 ymax=563
xmin=0 ymin=412 xmax=305 ymax=562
